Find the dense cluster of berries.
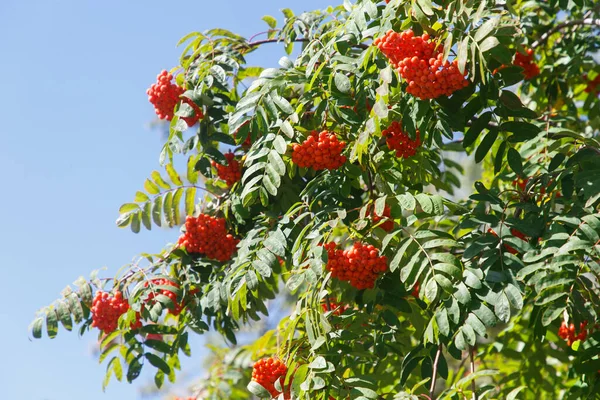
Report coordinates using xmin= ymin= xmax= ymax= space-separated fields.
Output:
xmin=324 ymin=242 xmax=388 ymax=290
xmin=371 ymin=204 xmax=394 ymax=232
xmin=291 ymin=131 xmax=347 ymax=171
xmin=178 ymin=214 xmax=239 ymax=262
xmin=584 ymin=74 xmax=600 ymax=94
xmin=146 ymin=70 xmax=203 ymax=126
xmin=91 ymin=291 xmax=140 ymax=334
xmin=513 ymin=49 xmax=540 ymax=80
xmin=558 ymin=320 xmax=588 ymax=347
xmin=251 ymin=357 xmax=288 ymax=398
xmin=321 ymin=299 xmax=350 ymax=316
xmin=211 ymin=152 xmax=242 ymax=186
xmin=374 ymin=30 xmax=469 ymax=99
xmin=382 ymin=121 xmax=421 ymax=159
xmin=144 ymin=278 xmax=183 ymax=316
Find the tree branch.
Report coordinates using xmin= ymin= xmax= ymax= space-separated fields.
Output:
xmin=429 ymin=344 xmax=443 ymax=399
xmin=245 ymin=37 xmax=369 ymax=50
xmin=531 ymin=18 xmax=600 ymax=49
xmin=470 ymin=347 xmax=477 ymax=400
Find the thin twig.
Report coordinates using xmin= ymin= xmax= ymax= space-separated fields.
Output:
xmin=429 ymin=344 xmax=443 ymax=399
xmin=531 ymin=18 xmax=600 ymax=49
xmin=470 ymin=347 xmax=477 ymax=400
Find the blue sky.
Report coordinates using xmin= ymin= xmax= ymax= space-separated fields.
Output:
xmin=0 ymin=1 xmax=329 ymax=398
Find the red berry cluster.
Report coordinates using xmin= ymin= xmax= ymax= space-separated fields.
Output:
xmin=91 ymin=291 xmax=141 ymax=334
xmin=374 ymin=30 xmax=469 ymax=99
xmin=324 ymin=242 xmax=388 ymax=290
xmin=211 ymin=152 xmax=242 ymax=186
xmin=251 ymin=357 xmax=288 ymax=398
xmin=514 ymin=49 xmax=540 ymax=80
xmin=371 ymin=204 xmax=394 ymax=232
xmin=178 ymin=214 xmax=239 ymax=262
xmin=321 ymin=299 xmax=350 ymax=316
xmin=144 ymin=278 xmax=183 ymax=316
xmin=291 ymin=131 xmax=347 ymax=171
xmin=382 ymin=121 xmax=421 ymax=159
xmin=146 ymin=70 xmax=203 ymax=126
xmin=584 ymin=74 xmax=600 ymax=94
xmin=558 ymin=320 xmax=588 ymax=347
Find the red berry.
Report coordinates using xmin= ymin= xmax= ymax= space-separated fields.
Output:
xmin=178 ymin=214 xmax=239 ymax=262
xmin=251 ymin=357 xmax=289 ymax=399
xmin=321 ymin=299 xmax=350 ymax=316
xmin=382 ymin=121 xmax=421 ymax=159
xmin=374 ymin=30 xmax=469 ymax=100
xmin=291 ymin=131 xmax=347 ymax=171
xmin=211 ymin=152 xmax=242 ymax=186
xmin=514 ymin=49 xmax=540 ymax=80
xmin=370 ymin=204 xmax=394 ymax=232
xmin=143 ymin=278 xmax=184 ymax=316
xmin=91 ymin=290 xmax=141 ymax=334
xmin=147 ymin=70 xmax=203 ymax=125
xmin=324 ymin=242 xmax=388 ymax=290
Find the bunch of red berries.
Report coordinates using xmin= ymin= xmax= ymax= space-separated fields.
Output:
xmin=584 ymin=74 xmax=600 ymax=94
xmin=558 ymin=320 xmax=588 ymax=347
xmin=370 ymin=204 xmax=394 ymax=232
xmin=178 ymin=214 xmax=239 ymax=262
xmin=321 ymin=298 xmax=350 ymax=316
xmin=324 ymin=242 xmax=388 ymax=290
xmin=91 ymin=291 xmax=141 ymax=334
xmin=382 ymin=121 xmax=421 ymax=159
xmin=143 ymin=278 xmax=183 ymax=316
xmin=251 ymin=357 xmax=289 ymax=399
xmin=211 ymin=152 xmax=242 ymax=186
xmin=374 ymin=30 xmax=469 ymax=99
xmin=514 ymin=49 xmax=540 ymax=80
xmin=291 ymin=131 xmax=347 ymax=171
xmin=146 ymin=70 xmax=203 ymax=126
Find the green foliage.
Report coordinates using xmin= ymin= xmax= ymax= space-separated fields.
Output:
xmin=31 ymin=0 xmax=600 ymax=399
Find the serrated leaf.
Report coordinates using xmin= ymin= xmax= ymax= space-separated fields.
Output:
xmin=479 ymin=36 xmax=500 ymax=52
xmin=458 ymin=36 xmax=469 ymax=75
xmin=334 ymin=72 xmax=351 ymax=94
xmin=507 ymin=148 xmax=523 ymax=176
xmin=166 ymin=164 xmax=183 ymax=186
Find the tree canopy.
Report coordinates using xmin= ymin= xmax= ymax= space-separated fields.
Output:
xmin=31 ymin=0 xmax=600 ymax=398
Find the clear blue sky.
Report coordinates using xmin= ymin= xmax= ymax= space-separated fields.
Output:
xmin=0 ymin=1 xmax=329 ymax=398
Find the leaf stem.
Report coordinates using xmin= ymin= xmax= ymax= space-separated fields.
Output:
xmin=429 ymin=344 xmax=443 ymax=399
xmin=531 ymin=18 xmax=600 ymax=49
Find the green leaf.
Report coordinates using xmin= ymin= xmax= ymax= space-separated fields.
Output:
xmin=475 ymin=128 xmax=499 ymax=163
xmin=185 ymin=187 xmax=196 ymax=216
xmin=152 ymin=196 xmax=163 ymax=227
xmin=479 ymin=36 xmax=500 ymax=53
xmin=145 ymin=353 xmax=171 ymax=374
xmin=397 ymin=193 xmax=417 ymax=210
xmin=464 ymin=112 xmax=492 ymax=148
xmin=415 ymin=194 xmax=433 ymax=214
xmin=507 ymin=148 xmax=523 ymax=176
xmin=494 ymin=292 xmax=511 ymax=323
xmin=166 ymin=164 xmax=183 ymax=186
xmin=268 ymin=150 xmax=286 ymax=176
xmin=144 ymin=179 xmax=160 ymax=195
xmin=151 ymin=171 xmax=171 ymax=190
xmin=457 ymin=36 xmax=469 ymax=74
xmin=31 ymin=317 xmax=43 ymax=339
xmin=507 ymin=386 xmax=527 ymax=400
xmin=474 ymin=18 xmax=498 ymax=42
xmin=334 ymin=72 xmax=351 ymax=94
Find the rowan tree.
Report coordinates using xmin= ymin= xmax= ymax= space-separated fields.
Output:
xmin=31 ymin=0 xmax=600 ymax=399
